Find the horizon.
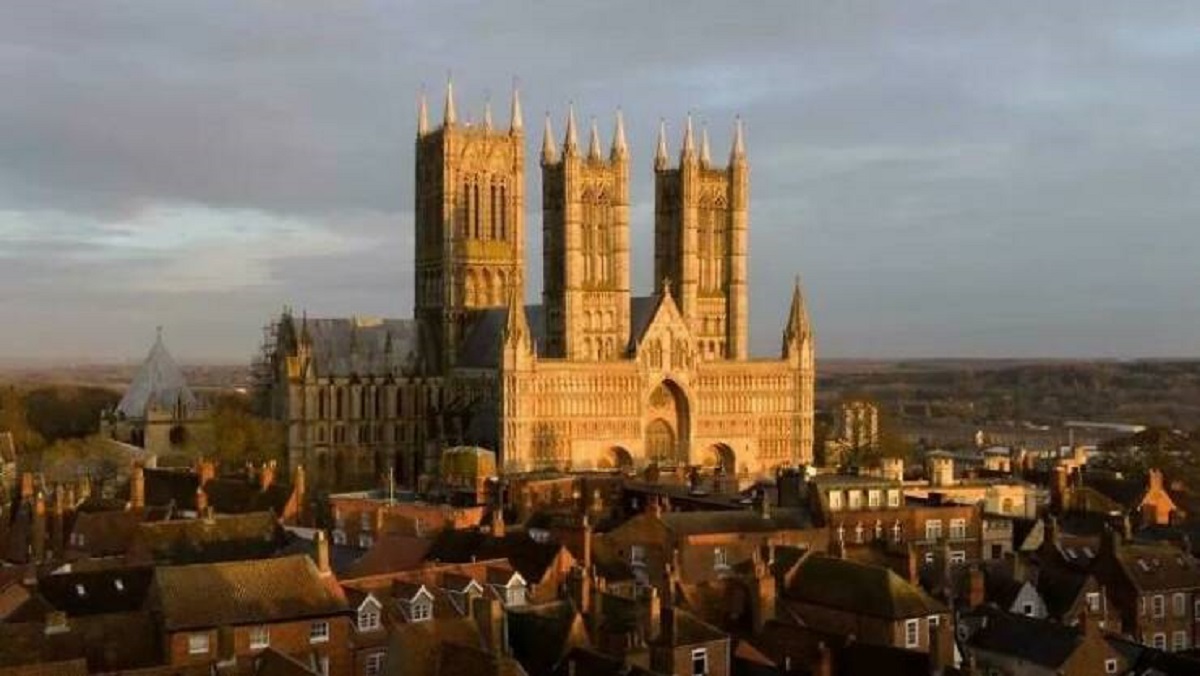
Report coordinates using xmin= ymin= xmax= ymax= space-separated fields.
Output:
xmin=4 ymin=2 xmax=1199 ymax=362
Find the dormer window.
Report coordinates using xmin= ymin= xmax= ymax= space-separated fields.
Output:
xmin=358 ymin=599 xmax=382 ymax=631
xmin=630 ymin=545 xmax=646 ymax=566
xmin=506 ymin=583 xmax=527 ymax=607
xmin=713 ymin=547 xmax=728 ymax=570
xmin=827 ymin=491 xmax=843 ymax=511
xmin=410 ymin=599 xmax=432 ymax=622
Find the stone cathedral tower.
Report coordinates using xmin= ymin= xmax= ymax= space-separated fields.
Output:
xmin=414 ymin=81 xmax=526 ymax=369
xmin=653 ymin=116 xmax=749 ymax=361
xmin=540 ymin=107 xmax=632 ymax=360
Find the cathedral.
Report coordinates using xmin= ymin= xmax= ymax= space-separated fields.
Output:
xmin=258 ymin=82 xmax=815 ymax=490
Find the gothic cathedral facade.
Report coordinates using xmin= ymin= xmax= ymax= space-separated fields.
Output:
xmin=260 ymin=82 xmax=814 ymax=490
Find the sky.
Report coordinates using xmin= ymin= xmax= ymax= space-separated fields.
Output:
xmin=2 ymin=1 xmax=1199 ymax=363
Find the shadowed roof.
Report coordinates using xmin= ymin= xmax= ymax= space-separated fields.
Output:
xmin=784 ymin=554 xmax=946 ymax=619
xmin=291 ymin=316 xmax=420 ymax=377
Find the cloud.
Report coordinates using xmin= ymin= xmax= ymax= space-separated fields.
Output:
xmin=2 ymin=1 xmax=1200 ymax=360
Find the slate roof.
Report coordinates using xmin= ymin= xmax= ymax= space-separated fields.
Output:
xmin=253 ymin=647 xmax=320 ymax=676
xmin=33 ymin=566 xmax=154 ymax=617
xmin=627 ymin=295 xmax=660 ymax=349
xmin=1113 ymin=541 xmax=1200 ymax=592
xmin=967 ymin=606 xmax=1083 ymax=669
xmin=457 ymin=305 xmax=547 ymax=368
xmin=784 ymin=554 xmax=946 ymax=620
xmin=425 ymin=529 xmax=567 ymax=584
xmin=116 ymin=331 xmax=198 ymax=419
xmin=154 ymin=555 xmax=348 ymax=631
xmin=69 ymin=510 xmax=143 ymax=557
xmin=0 ymin=611 xmax=161 ymax=672
xmin=659 ymin=508 xmax=813 ymax=537
xmin=507 ymin=601 xmax=590 ymax=676
xmin=292 ymin=316 xmax=422 ymax=378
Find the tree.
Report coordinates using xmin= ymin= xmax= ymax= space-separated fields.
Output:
xmin=209 ymin=392 xmax=285 ymax=465
xmin=0 ymin=386 xmax=45 ymax=461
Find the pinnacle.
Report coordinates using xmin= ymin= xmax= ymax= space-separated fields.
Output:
xmin=700 ymin=123 xmax=712 ymax=166
xmin=563 ymin=102 xmax=579 ymax=155
xmin=417 ymin=88 xmax=429 ymax=136
xmin=510 ymin=82 xmax=523 ymax=133
xmin=611 ymin=108 xmax=627 ymax=158
xmin=680 ymin=113 xmax=696 ymax=160
xmin=731 ymin=115 xmax=746 ymax=161
xmin=654 ymin=118 xmax=669 ymax=168
xmin=588 ymin=116 xmax=602 ymax=160
xmin=541 ymin=112 xmax=558 ymax=164
xmin=483 ymin=96 xmax=493 ymax=130
xmin=444 ymin=74 xmax=457 ymax=126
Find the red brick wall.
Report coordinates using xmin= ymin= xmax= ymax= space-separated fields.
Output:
xmin=167 ymin=615 xmax=352 ymax=674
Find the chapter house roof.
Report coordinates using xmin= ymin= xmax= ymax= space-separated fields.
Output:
xmin=115 ymin=329 xmax=197 ymax=419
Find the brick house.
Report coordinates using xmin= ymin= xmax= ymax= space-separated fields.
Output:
xmin=152 ymin=551 xmax=351 ymax=673
xmin=964 ymin=605 xmax=1127 ymax=675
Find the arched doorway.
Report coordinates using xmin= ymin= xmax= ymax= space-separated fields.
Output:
xmin=702 ymin=444 xmax=737 ymax=474
xmin=645 ymin=380 xmax=689 ymax=465
xmin=598 ymin=446 xmax=634 ymax=471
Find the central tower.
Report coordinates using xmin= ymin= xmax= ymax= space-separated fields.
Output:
xmin=653 ymin=117 xmax=749 ymax=361
xmin=414 ymin=81 xmax=526 ymax=370
xmin=540 ymin=107 xmax=631 ymax=360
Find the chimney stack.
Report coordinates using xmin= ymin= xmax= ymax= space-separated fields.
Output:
xmin=814 ymin=641 xmax=833 ymax=676
xmin=194 ymin=487 xmax=208 ymax=515
xmin=130 ymin=463 xmax=145 ymax=510
xmin=314 ymin=529 xmax=331 ymax=575
xmin=259 ymin=461 xmax=276 ymax=491
xmin=32 ymin=491 xmax=46 ymax=562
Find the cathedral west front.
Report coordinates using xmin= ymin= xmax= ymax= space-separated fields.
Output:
xmin=258 ymin=81 xmax=815 ymax=490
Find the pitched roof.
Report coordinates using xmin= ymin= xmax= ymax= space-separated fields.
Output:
xmin=33 ymin=566 xmax=154 ymax=617
xmin=784 ymin=554 xmax=946 ymax=620
xmin=426 ymin=529 xmax=568 ymax=583
xmin=0 ymin=611 xmax=161 ymax=672
xmin=69 ymin=509 xmax=143 ymax=557
xmin=131 ymin=511 xmax=283 ymax=565
xmin=659 ymin=508 xmax=813 ymax=537
xmin=507 ymin=601 xmax=590 ymax=676
xmin=292 ymin=316 xmax=422 ymax=378
xmin=154 ymin=554 xmax=348 ymax=631
xmin=967 ymin=606 xmax=1083 ymax=669
xmin=116 ymin=331 xmax=197 ymax=419
xmin=1113 ymin=540 xmax=1200 ymax=592
xmin=457 ymin=305 xmax=547 ymax=368
xmin=253 ymin=647 xmax=320 ymax=676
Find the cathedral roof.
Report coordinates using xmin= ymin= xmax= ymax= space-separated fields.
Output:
xmin=627 ymin=294 xmax=660 ymax=350
xmin=457 ymin=305 xmax=547 ymax=368
xmin=115 ymin=330 xmax=197 ymax=419
xmin=292 ymin=316 xmax=420 ymax=378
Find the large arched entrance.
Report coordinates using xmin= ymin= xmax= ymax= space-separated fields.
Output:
xmin=598 ymin=446 xmax=634 ymax=471
xmin=701 ymin=443 xmax=737 ymax=474
xmin=645 ymin=380 xmax=689 ymax=465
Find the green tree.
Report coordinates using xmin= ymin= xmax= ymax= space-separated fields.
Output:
xmin=209 ymin=392 xmax=285 ymax=465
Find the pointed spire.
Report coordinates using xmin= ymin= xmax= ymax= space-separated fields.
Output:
xmin=588 ymin=117 xmax=602 ymax=160
xmin=680 ymin=113 xmax=696 ymax=162
xmin=563 ymin=103 xmax=579 ymax=156
xmin=509 ymin=80 xmax=523 ymax=133
xmin=700 ymin=122 xmax=712 ymax=166
xmin=731 ymin=115 xmax=746 ymax=162
xmin=541 ymin=112 xmax=558 ymax=164
xmin=654 ymin=118 xmax=669 ymax=169
xmin=483 ymin=95 xmax=493 ymax=130
xmin=417 ymin=87 xmax=429 ymax=136
xmin=784 ymin=276 xmax=812 ymax=344
xmin=611 ymin=108 xmax=627 ymax=159
xmin=443 ymin=74 xmax=457 ymax=126
xmin=503 ymin=287 xmax=532 ymax=353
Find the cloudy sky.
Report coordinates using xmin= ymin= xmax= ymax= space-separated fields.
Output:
xmin=3 ymin=2 xmax=1199 ymax=362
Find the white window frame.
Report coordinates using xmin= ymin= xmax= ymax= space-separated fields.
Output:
xmin=1086 ymin=592 xmax=1101 ymax=612
xmin=249 ymin=625 xmax=269 ymax=650
xmin=828 ymin=491 xmax=843 ymax=511
xmin=188 ymin=632 xmax=210 ymax=655
xmin=950 ymin=550 xmax=966 ymax=564
xmin=1173 ymin=593 xmax=1186 ymax=617
xmin=1105 ymin=658 xmax=1118 ymax=673
xmin=1153 ymin=594 xmax=1165 ymax=618
xmin=690 ymin=647 xmax=708 ymax=676
xmin=905 ymin=618 xmax=921 ymax=648
xmin=410 ymin=599 xmax=432 ymax=622
xmin=630 ymin=544 xmax=646 ymax=566
xmin=358 ymin=605 xmax=381 ymax=631
xmin=1173 ymin=630 xmax=1188 ymax=651
xmin=868 ymin=490 xmax=881 ymax=508
xmin=887 ymin=490 xmax=901 ymax=508
xmin=310 ymin=620 xmax=330 ymax=644
xmin=848 ymin=490 xmax=863 ymax=510
xmin=949 ymin=518 xmax=967 ymax=540
xmin=365 ymin=652 xmax=386 ymax=676
xmin=925 ymin=519 xmax=943 ymax=541
xmin=1153 ymin=632 xmax=1167 ymax=650
xmin=713 ymin=547 xmax=728 ymax=569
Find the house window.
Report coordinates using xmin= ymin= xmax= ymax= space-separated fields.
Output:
xmin=1140 ymin=596 xmax=1146 ymax=616
xmin=250 ymin=626 xmax=269 ymax=650
xmin=924 ymin=552 xmax=935 ymax=564
xmin=1174 ymin=630 xmax=1189 ymax=651
xmin=1087 ymin=592 xmax=1101 ymax=612
xmin=848 ymin=490 xmax=863 ymax=509
xmin=868 ymin=490 xmax=881 ymax=508
xmin=690 ymin=647 xmax=708 ymax=676
xmin=333 ymin=529 xmax=347 ymax=545
xmin=359 ymin=533 xmax=374 ymax=549
xmin=1174 ymin=593 xmax=1186 ymax=617
xmin=1153 ymin=633 xmax=1166 ymax=650
xmin=1022 ymin=603 xmax=1035 ymax=616
xmin=358 ymin=605 xmax=381 ymax=631
xmin=905 ymin=619 xmax=920 ymax=648
xmin=366 ymin=652 xmax=386 ymax=676
xmin=1105 ymin=658 xmax=1118 ymax=673
xmin=506 ymin=584 xmax=527 ymax=607
xmin=310 ymin=620 xmax=330 ymax=643
xmin=188 ymin=633 xmax=210 ymax=655
xmin=411 ymin=600 xmax=432 ymax=622
xmin=713 ymin=547 xmax=728 ymax=569
xmin=1153 ymin=595 xmax=1165 ymax=618
xmin=950 ymin=551 xmax=966 ymax=564
xmin=887 ymin=490 xmax=901 ymax=508
xmin=630 ymin=545 xmax=646 ymax=566
xmin=828 ymin=491 xmax=843 ymax=511
xmin=949 ymin=518 xmax=967 ymax=539
xmin=925 ymin=520 xmax=942 ymax=540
